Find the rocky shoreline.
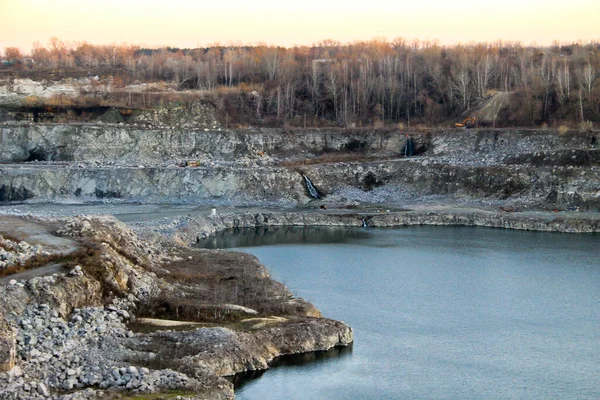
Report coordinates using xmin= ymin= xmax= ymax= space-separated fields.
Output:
xmin=0 ymin=205 xmax=597 ymax=400
xmin=0 ymin=120 xmax=599 ymax=399
xmin=0 ymin=215 xmax=353 ymax=400
xmin=130 ymin=207 xmax=600 ymax=248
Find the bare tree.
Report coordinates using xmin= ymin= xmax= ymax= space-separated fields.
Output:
xmin=3 ymin=47 xmax=21 ymax=60
xmin=474 ymin=55 xmax=496 ymax=98
xmin=453 ymin=68 xmax=471 ymax=110
xmin=579 ymin=62 xmax=596 ymax=96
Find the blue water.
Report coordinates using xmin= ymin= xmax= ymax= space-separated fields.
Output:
xmin=201 ymin=226 xmax=600 ymax=400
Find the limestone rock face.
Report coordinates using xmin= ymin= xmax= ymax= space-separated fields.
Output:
xmin=145 ymin=210 xmax=600 ymax=250
xmin=1 ymin=157 xmax=599 ymax=210
xmin=0 ymin=125 xmax=598 ymax=209
xmin=0 ymin=125 xmax=403 ymax=163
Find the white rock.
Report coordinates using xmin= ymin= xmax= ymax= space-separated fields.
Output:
xmin=37 ymin=382 xmax=50 ymax=397
xmin=11 ymin=365 xmax=23 ymax=378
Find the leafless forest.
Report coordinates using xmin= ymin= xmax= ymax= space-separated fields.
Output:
xmin=2 ymin=38 xmax=599 ymax=127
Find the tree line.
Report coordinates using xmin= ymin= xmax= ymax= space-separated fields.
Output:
xmin=3 ymin=38 xmax=600 ymax=127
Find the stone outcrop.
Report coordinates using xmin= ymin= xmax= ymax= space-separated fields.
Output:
xmin=0 ymin=216 xmax=353 ymax=399
xmin=364 ymin=209 xmax=600 ymax=232
xmin=0 ymin=124 xmax=403 ymax=163
xmin=0 ymin=235 xmax=50 ymax=271
xmin=145 ymin=318 xmax=353 ymax=377
xmin=0 ymin=125 xmax=598 ymax=210
xmin=1 ymin=124 xmax=597 ymax=164
xmin=1 ymin=157 xmax=597 ymax=209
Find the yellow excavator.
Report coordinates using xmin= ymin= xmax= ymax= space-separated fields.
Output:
xmin=455 ymin=116 xmax=477 ymax=128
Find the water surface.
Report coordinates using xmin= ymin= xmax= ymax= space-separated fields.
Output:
xmin=199 ymin=226 xmax=600 ymax=400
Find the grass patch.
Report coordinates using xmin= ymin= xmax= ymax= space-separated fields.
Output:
xmin=128 ymin=320 xmax=203 ymax=334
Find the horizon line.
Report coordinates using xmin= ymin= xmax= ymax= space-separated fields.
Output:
xmin=3 ymin=36 xmax=600 ymax=54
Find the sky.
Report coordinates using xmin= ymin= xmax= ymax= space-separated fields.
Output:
xmin=1 ymin=0 xmax=599 ymax=53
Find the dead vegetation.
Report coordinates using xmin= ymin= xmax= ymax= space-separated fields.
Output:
xmin=0 ymin=233 xmax=23 ymax=244
xmin=0 ymin=252 xmax=67 ymax=278
xmin=136 ymin=248 xmax=315 ymax=324
xmin=4 ymin=38 xmax=600 ymax=128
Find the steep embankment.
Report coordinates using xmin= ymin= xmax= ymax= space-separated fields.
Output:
xmin=0 ymin=124 xmax=403 ymax=163
xmin=0 ymin=125 xmax=599 ymax=210
xmin=1 ymin=156 xmax=599 ymax=210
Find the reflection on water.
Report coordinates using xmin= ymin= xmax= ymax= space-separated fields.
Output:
xmin=197 ymin=226 xmax=370 ymax=249
xmin=230 ymin=344 xmax=353 ymax=391
xmin=203 ymin=225 xmax=600 ymax=400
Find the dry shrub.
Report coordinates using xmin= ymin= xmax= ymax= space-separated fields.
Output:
xmin=558 ymin=125 xmax=570 ymax=135
xmin=21 ymin=95 xmax=42 ymax=107
xmin=237 ymin=82 xmax=263 ymax=93
xmin=414 ymin=123 xmax=429 ymax=132
xmin=397 ymin=122 xmax=406 ymax=130
xmin=0 ymin=252 xmax=68 ymax=278
xmin=47 ymin=94 xmax=75 ymax=107
xmin=137 ymin=249 xmax=310 ymax=323
xmin=579 ymin=120 xmax=594 ymax=132
xmin=0 ymin=233 xmax=22 ymax=243
xmin=215 ymin=85 xmax=243 ymax=96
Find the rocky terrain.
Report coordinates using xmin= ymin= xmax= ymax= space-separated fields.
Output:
xmin=0 ymin=90 xmax=599 ymax=399
xmin=127 ymin=208 xmax=600 ymax=251
xmin=0 ymin=216 xmax=353 ymax=399
xmin=0 ymin=123 xmax=599 ymax=211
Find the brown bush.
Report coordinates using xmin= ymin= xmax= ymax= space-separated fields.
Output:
xmin=135 ymin=249 xmax=309 ymax=323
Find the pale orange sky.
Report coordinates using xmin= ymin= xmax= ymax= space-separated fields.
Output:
xmin=1 ymin=0 xmax=599 ymax=53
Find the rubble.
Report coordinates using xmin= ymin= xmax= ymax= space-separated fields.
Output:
xmin=0 ymin=215 xmax=353 ymax=399
xmin=0 ymin=236 xmax=50 ymax=271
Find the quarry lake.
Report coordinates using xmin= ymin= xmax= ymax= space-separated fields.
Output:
xmin=199 ymin=226 xmax=600 ymax=400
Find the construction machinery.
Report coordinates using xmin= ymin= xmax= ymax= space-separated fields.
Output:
xmin=455 ymin=116 xmax=477 ymax=128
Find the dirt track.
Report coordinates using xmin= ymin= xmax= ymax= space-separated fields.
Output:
xmin=0 ymin=216 xmax=77 ymax=253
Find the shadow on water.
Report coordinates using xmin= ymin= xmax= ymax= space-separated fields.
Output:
xmin=196 ymin=226 xmax=371 ymax=249
xmin=228 ymin=343 xmax=353 ymax=391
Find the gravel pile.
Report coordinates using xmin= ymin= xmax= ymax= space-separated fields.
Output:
xmin=0 ymin=303 xmax=196 ymax=399
xmin=332 ymin=185 xmax=419 ymax=204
